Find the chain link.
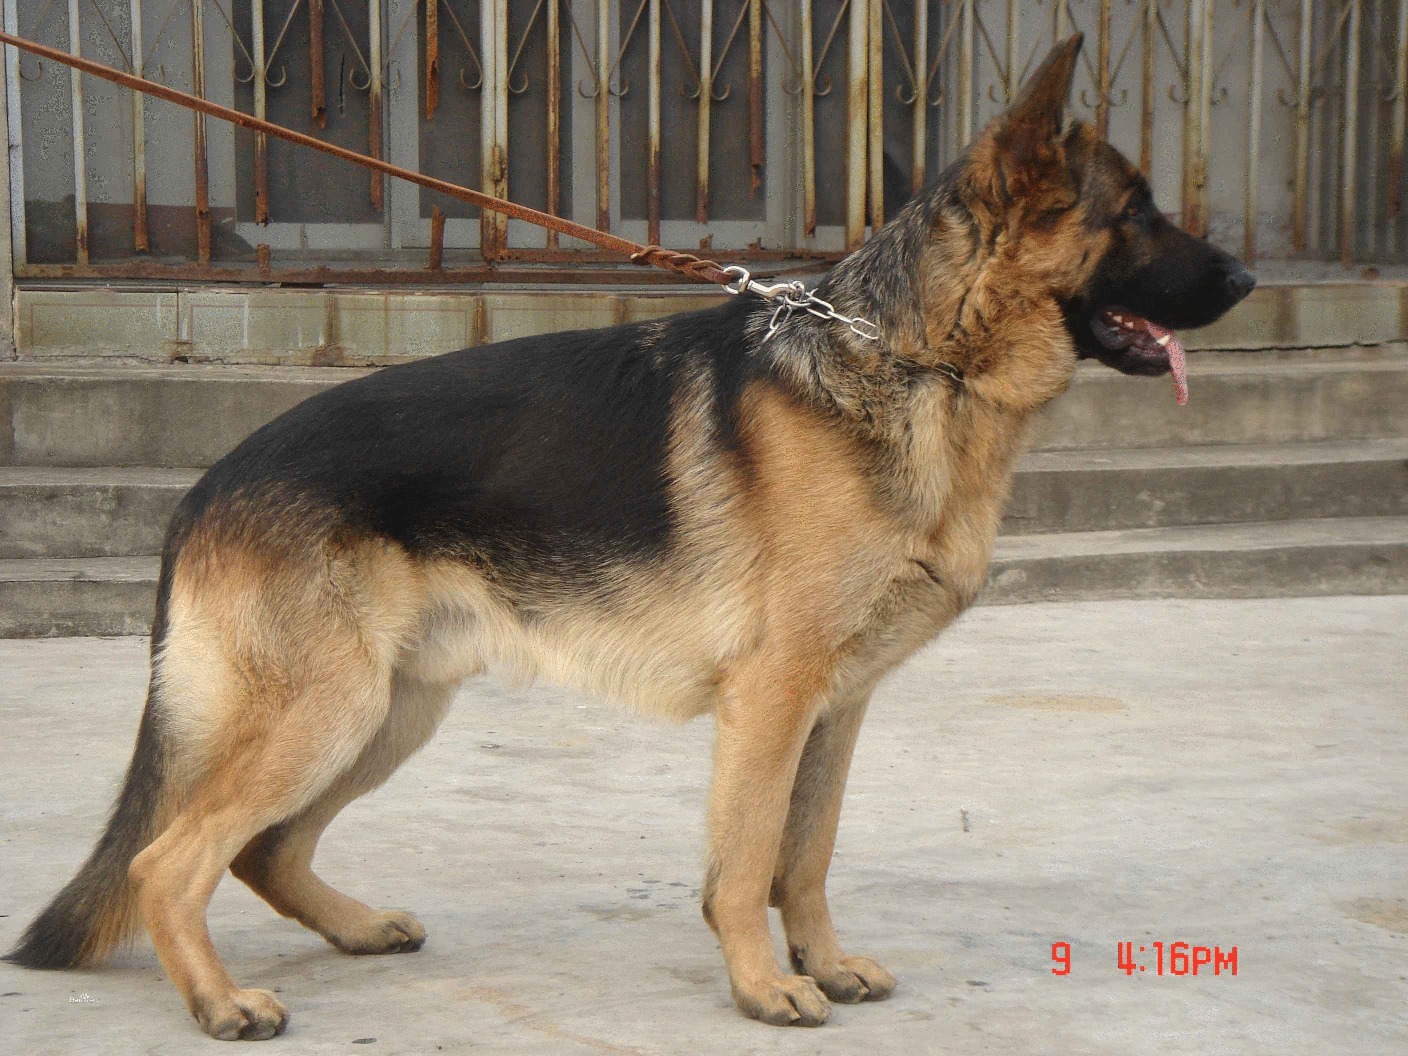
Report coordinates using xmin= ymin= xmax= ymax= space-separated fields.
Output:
xmin=721 ymin=266 xmax=881 ymax=344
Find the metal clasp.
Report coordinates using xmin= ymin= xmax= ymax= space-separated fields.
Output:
xmin=718 ymin=266 xmax=882 ymax=344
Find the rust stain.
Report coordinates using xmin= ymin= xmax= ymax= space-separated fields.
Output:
xmin=310 ymin=0 xmax=327 ymax=127
xmin=369 ymin=94 xmax=384 ymax=211
xmin=472 ymin=297 xmax=488 ymax=346
xmin=748 ymin=0 xmax=763 ymax=195
xmin=255 ymin=135 xmax=270 ymax=224
xmin=545 ymin=0 xmax=561 ymax=247
xmin=645 ymin=0 xmax=660 ymax=246
xmin=425 ymin=0 xmax=439 ymax=120
xmin=133 ymin=170 xmax=149 ymax=252
xmin=427 ymin=206 xmax=445 ymax=271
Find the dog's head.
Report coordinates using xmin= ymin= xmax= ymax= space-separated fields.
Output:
xmin=937 ymin=34 xmax=1254 ymax=391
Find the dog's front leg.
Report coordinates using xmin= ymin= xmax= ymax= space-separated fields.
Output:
xmin=772 ymin=697 xmax=897 ymax=1004
xmin=702 ymin=660 xmax=832 ymax=1027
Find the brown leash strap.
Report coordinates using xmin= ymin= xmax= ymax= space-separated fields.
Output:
xmin=0 ymin=31 xmax=731 ymax=287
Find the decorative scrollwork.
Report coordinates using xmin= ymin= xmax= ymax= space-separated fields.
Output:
xmin=325 ymin=0 xmax=375 ymax=90
xmin=434 ymin=0 xmax=484 ymax=92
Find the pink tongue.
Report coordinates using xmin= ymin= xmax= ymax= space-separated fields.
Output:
xmin=1142 ymin=320 xmax=1188 ymax=405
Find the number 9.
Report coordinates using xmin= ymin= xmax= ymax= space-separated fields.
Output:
xmin=1051 ymin=941 xmax=1071 ymax=975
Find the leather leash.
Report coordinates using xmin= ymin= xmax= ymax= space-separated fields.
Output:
xmin=0 ymin=30 xmax=881 ymax=342
xmin=0 ymin=29 xmax=727 ymax=285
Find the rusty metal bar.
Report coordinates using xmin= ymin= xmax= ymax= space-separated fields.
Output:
xmin=1181 ymin=0 xmax=1206 ymax=234
xmin=959 ymin=0 xmax=974 ymax=147
xmin=17 ymin=251 xmax=839 ymax=284
xmin=424 ymin=0 xmax=437 ymax=119
xmin=1095 ymin=0 xmax=1111 ymax=137
xmin=311 ymin=0 xmax=326 ymax=126
xmin=129 ymin=0 xmax=148 ymax=251
xmin=591 ymin=0 xmax=609 ymax=230
xmin=66 ymin=0 xmax=88 ymax=264
xmin=3 ymin=0 xmax=25 ymax=275
xmin=484 ymin=0 xmax=508 ymax=251
xmin=845 ymin=0 xmax=867 ymax=246
xmin=1245 ymin=0 xmax=1263 ymax=263
xmin=369 ymin=0 xmax=384 ymax=211
xmin=1365 ymin=0 xmax=1382 ymax=254
xmin=427 ymin=204 xmax=445 ymax=268
xmin=256 ymin=241 xmax=271 ymax=271
xmin=647 ymin=0 xmax=660 ymax=243
xmin=192 ymin=0 xmax=211 ymax=263
xmin=801 ymin=0 xmax=816 ymax=235
xmin=1005 ymin=0 xmax=1020 ymax=101
xmin=252 ymin=0 xmax=270 ymax=223
xmin=1182 ymin=0 xmax=1198 ymax=230
xmin=0 ymin=26 xmax=762 ymax=287
xmin=1140 ymin=0 xmax=1155 ymax=177
xmin=1199 ymin=0 xmax=1214 ymax=235
xmin=696 ymin=0 xmax=714 ymax=223
xmin=546 ymin=0 xmax=561 ymax=246
xmin=1341 ymin=0 xmax=1360 ymax=266
xmin=867 ymin=0 xmax=883 ymax=226
xmin=1391 ymin=0 xmax=1408 ymax=221
xmin=498 ymin=245 xmax=830 ymax=264
xmin=910 ymin=0 xmax=927 ymax=193
xmin=748 ymin=0 xmax=762 ymax=195
xmin=1290 ymin=0 xmax=1311 ymax=251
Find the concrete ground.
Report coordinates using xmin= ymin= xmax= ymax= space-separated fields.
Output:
xmin=1 ymin=598 xmax=1405 ymax=1056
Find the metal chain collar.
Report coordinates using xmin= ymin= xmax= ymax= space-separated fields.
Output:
xmin=721 ymin=266 xmax=882 ymax=344
xmin=721 ymin=265 xmax=968 ymax=388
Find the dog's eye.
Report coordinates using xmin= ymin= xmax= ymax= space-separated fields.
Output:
xmin=1123 ymin=200 xmax=1143 ymax=220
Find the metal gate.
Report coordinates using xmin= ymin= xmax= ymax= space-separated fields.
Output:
xmin=5 ymin=1 xmax=1408 ymax=284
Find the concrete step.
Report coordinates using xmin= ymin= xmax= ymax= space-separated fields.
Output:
xmin=4 ymin=517 xmax=1406 ymax=637
xmin=4 ymin=440 xmax=1404 ymax=558
xmin=1032 ymin=358 xmax=1408 ymax=451
xmin=3 ymin=353 xmax=1407 ymax=468
xmin=1190 ymin=342 xmax=1408 ymax=364
xmin=0 ymin=363 xmax=356 ymax=469
xmin=0 ymin=557 xmax=161 ymax=638
xmin=0 ymin=467 xmax=200 ymax=559
xmin=987 ymin=516 xmax=1408 ymax=604
xmin=1003 ymin=439 xmax=1408 ymax=534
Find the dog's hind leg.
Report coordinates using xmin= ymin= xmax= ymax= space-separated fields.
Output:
xmin=129 ymin=645 xmax=398 ymax=1040
xmin=231 ymin=672 xmax=458 ymax=955
xmin=771 ymin=696 xmax=896 ymax=1005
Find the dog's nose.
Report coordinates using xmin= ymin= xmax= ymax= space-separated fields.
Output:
xmin=1224 ymin=262 xmax=1257 ymax=303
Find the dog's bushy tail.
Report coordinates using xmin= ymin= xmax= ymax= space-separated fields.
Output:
xmin=4 ymin=571 xmax=179 ymax=970
xmin=3 ymin=686 xmax=173 ymax=969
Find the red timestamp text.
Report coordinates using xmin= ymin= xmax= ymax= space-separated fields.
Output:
xmin=1050 ymin=941 xmax=1238 ymax=976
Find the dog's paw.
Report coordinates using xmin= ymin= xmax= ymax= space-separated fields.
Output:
xmin=194 ymin=987 xmax=289 ymax=1041
xmin=332 ymin=909 xmax=426 ymax=955
xmin=732 ymin=972 xmax=831 ymax=1027
xmin=810 ymin=955 xmax=897 ymax=1004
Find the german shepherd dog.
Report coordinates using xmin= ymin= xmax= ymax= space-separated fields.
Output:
xmin=7 ymin=36 xmax=1254 ymax=1039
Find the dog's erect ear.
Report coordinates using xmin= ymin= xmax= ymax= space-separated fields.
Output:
xmin=967 ymin=34 xmax=1083 ymax=211
xmin=998 ymin=34 xmax=1083 ymax=153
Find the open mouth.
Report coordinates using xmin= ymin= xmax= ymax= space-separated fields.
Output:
xmin=1089 ymin=308 xmax=1189 ymax=405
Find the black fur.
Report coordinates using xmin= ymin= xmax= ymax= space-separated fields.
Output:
xmin=1064 ymin=140 xmax=1255 ymax=372
xmin=175 ymin=296 xmax=764 ymax=582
